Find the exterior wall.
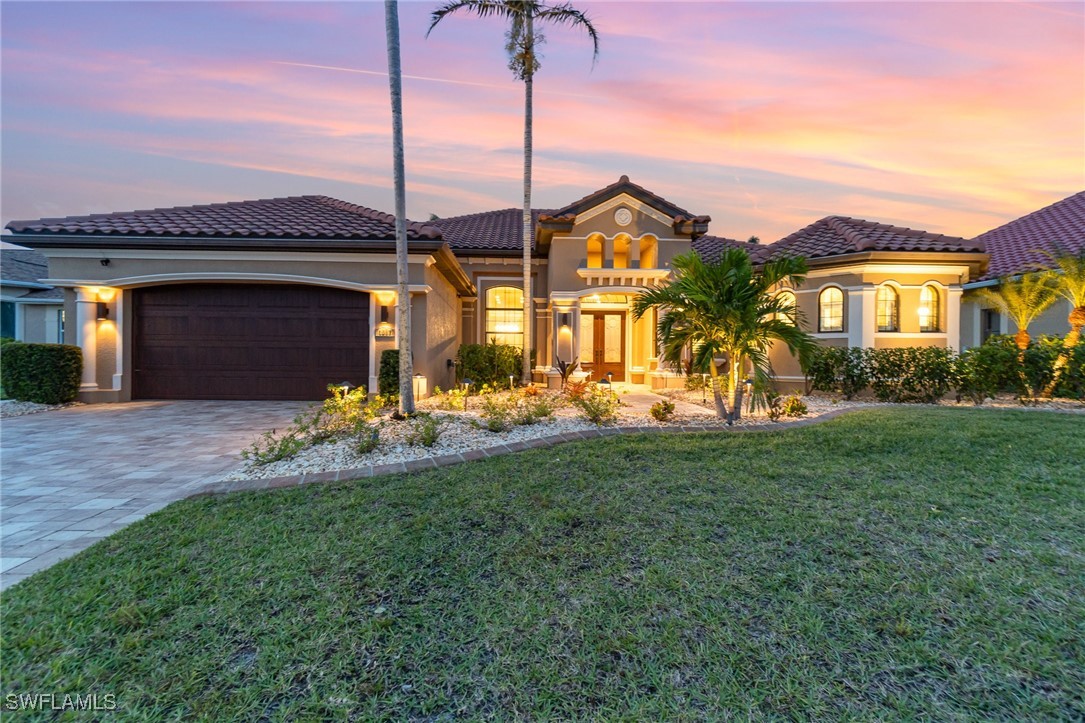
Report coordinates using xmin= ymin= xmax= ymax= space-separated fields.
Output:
xmin=960 ymin=296 xmax=1070 ymax=349
xmin=417 ymin=262 xmax=461 ymax=394
xmin=14 ymin=303 xmax=64 ymax=343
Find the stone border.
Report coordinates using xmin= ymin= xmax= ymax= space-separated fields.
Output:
xmin=195 ymin=409 xmax=855 ymax=496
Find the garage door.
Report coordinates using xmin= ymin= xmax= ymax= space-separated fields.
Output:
xmin=133 ymin=284 xmax=370 ymax=400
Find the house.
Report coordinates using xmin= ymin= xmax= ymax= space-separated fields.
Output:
xmin=0 ymin=248 xmax=65 ymax=344
xmin=3 ymin=178 xmax=1080 ymax=402
xmin=961 ymin=191 xmax=1085 ymax=345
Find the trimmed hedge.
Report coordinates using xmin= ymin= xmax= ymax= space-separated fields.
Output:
xmin=0 ymin=342 xmax=83 ymax=404
xmin=806 ymin=336 xmax=1085 ymax=404
xmin=456 ymin=342 xmax=522 ymax=386
xmin=378 ymin=349 xmax=399 ymax=398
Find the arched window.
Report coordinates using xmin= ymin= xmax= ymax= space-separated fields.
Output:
xmin=876 ymin=285 xmax=899 ymax=332
xmin=775 ymin=290 xmax=797 ymax=325
xmin=613 ymin=235 xmax=631 ymax=269
xmin=638 ymin=236 xmax=658 ymax=269
xmin=819 ymin=287 xmax=844 ymax=332
xmin=919 ymin=285 xmax=940 ymax=332
xmin=586 ymin=235 xmax=603 ymax=268
xmin=484 ymin=286 xmax=524 ymax=349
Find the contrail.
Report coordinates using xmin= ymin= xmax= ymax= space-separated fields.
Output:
xmin=272 ymin=61 xmax=595 ymax=98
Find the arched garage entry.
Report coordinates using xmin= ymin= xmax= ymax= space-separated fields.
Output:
xmin=132 ymin=283 xmax=370 ymax=400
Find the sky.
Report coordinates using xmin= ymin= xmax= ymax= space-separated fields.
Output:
xmin=1 ymin=1 xmax=1082 ymax=244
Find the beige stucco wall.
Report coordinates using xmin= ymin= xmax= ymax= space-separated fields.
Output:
xmin=17 ymin=303 xmax=64 ymax=343
xmin=417 ymin=262 xmax=461 ymax=393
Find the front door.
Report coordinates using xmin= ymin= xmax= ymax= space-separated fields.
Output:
xmin=580 ymin=311 xmax=625 ymax=382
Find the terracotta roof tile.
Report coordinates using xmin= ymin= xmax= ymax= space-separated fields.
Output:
xmin=692 ymin=235 xmax=768 ymax=263
xmin=429 ymin=208 xmax=554 ymax=253
xmin=4 ymin=196 xmax=442 ymax=242
xmin=758 ymin=216 xmax=983 ymax=263
xmin=552 ymin=175 xmax=705 ymax=221
xmin=972 ymin=191 xmax=1085 ymax=280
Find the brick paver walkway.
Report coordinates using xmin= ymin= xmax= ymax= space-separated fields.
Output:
xmin=1 ymin=400 xmax=307 ymax=590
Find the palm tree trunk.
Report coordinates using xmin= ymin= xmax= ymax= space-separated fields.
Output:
xmin=385 ymin=0 xmax=414 ymax=414
xmin=728 ymin=358 xmax=744 ymax=421
xmin=520 ymin=19 xmax=534 ymax=386
xmin=707 ymin=359 xmax=726 ymax=419
xmin=1043 ymin=307 xmax=1084 ymax=397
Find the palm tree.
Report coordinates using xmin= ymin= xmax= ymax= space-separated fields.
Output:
xmin=970 ymin=272 xmax=1058 ymax=398
xmin=385 ymin=0 xmax=414 ymax=414
xmin=1037 ymin=248 xmax=1085 ymax=396
xmin=428 ymin=1 xmax=599 ymax=384
xmin=632 ymin=249 xmax=817 ymax=422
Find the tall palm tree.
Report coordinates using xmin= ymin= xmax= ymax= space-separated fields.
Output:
xmin=428 ymin=1 xmax=599 ymax=384
xmin=632 ymin=249 xmax=817 ymax=422
xmin=1037 ymin=248 xmax=1085 ymax=396
xmin=385 ymin=0 xmax=414 ymax=414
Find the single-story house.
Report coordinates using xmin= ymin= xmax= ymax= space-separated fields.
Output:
xmin=3 ymin=178 xmax=1081 ymax=402
xmin=0 ymin=248 xmax=65 ymax=344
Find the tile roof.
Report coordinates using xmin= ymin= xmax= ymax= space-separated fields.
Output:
xmin=19 ymin=287 xmax=64 ymax=300
xmin=972 ymin=191 xmax=1085 ymax=281
xmin=1 ymin=248 xmax=50 ymax=285
xmin=692 ymin=235 xmax=767 ymax=263
xmin=428 ymin=208 xmax=554 ymax=253
xmin=4 ymin=196 xmax=442 ymax=241
xmin=758 ymin=216 xmax=983 ymax=263
xmin=551 ymin=175 xmax=708 ymax=223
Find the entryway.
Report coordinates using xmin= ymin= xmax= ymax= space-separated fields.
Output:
xmin=581 ymin=311 xmax=625 ymax=381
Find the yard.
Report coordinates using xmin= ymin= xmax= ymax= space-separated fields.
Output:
xmin=2 ymin=407 xmax=1083 ymax=720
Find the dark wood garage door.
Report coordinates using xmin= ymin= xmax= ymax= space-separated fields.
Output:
xmin=133 ymin=284 xmax=369 ymax=400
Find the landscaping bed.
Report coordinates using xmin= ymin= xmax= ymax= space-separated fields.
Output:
xmin=3 ymin=408 xmax=1083 ymax=720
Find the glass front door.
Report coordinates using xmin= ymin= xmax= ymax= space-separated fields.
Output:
xmin=580 ymin=311 xmax=625 ymax=382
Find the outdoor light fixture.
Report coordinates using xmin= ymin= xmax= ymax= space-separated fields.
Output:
xmin=509 ymin=374 xmax=516 ymax=390
xmin=338 ymin=381 xmax=354 ymax=394
xmin=96 ymin=302 xmax=109 ymax=321
xmin=461 ymin=379 xmax=473 ymax=410
xmin=558 ymin=312 xmax=570 ymax=328
xmin=375 ymin=305 xmax=394 ymax=337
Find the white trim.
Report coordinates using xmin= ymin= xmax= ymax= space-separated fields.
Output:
xmin=0 ymin=296 xmax=63 ymax=305
xmin=38 ymin=248 xmax=436 ymax=264
xmin=368 ymin=294 xmax=379 ymax=395
xmin=873 ymin=332 xmax=948 ymax=339
xmin=460 ymin=256 xmax=549 ymax=266
xmin=574 ymin=193 xmax=673 ymax=228
xmin=576 ymin=267 xmax=671 ymax=287
xmin=805 ymin=263 xmax=973 ymax=279
xmin=812 ymin=333 xmax=849 ymax=340
xmin=42 ymin=274 xmax=432 ymax=295
xmin=112 ymin=290 xmax=124 ymax=391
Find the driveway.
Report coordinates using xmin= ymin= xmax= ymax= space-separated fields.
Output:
xmin=1 ymin=400 xmax=308 ymax=591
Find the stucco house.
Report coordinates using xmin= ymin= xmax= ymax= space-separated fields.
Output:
xmin=0 ymin=248 xmax=65 ymax=344
xmin=3 ymin=178 xmax=1081 ymax=402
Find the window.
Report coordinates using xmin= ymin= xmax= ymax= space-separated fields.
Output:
xmin=639 ymin=237 xmax=658 ymax=269
xmin=56 ymin=309 xmax=66 ymax=343
xmin=818 ymin=288 xmax=843 ymax=332
xmin=586 ymin=235 xmax=603 ymax=268
xmin=1 ymin=301 xmax=14 ymax=339
xmin=981 ymin=308 xmax=1001 ymax=343
xmin=484 ymin=286 xmax=524 ymax=349
xmin=876 ymin=285 xmax=899 ymax=332
xmin=775 ymin=290 xmax=797 ymax=325
xmin=613 ymin=235 xmax=630 ymax=269
xmin=919 ymin=285 xmax=940 ymax=332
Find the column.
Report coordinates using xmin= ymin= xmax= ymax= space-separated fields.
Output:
xmin=602 ymin=236 xmax=614 ymax=268
xmin=848 ymin=286 xmax=876 ymax=348
xmin=75 ymin=287 xmax=99 ymax=391
xmin=112 ymin=289 xmax=125 ymax=390
xmin=629 ymin=236 xmax=640 ymax=269
xmin=946 ymin=287 xmax=963 ymax=351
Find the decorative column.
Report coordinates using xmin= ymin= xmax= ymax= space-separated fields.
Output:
xmin=847 ymin=287 xmax=876 ymax=348
xmin=946 ymin=287 xmax=963 ymax=351
xmin=602 ymin=236 xmax=614 ymax=268
xmin=629 ymin=236 xmax=640 ymax=269
xmin=75 ymin=287 xmax=99 ymax=391
xmin=112 ymin=289 xmax=125 ymax=391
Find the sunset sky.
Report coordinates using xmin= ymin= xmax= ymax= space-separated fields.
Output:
xmin=2 ymin=1 xmax=1082 ymax=243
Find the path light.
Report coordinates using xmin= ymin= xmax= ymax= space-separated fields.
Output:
xmin=337 ymin=381 xmax=354 ymax=396
xmin=461 ymin=379 xmax=473 ymax=410
xmin=509 ymin=374 xmax=515 ymax=391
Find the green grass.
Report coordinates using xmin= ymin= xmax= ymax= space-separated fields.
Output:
xmin=3 ymin=408 xmax=1083 ymax=720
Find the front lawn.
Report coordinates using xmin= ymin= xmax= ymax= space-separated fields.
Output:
xmin=3 ymin=408 xmax=1083 ymax=719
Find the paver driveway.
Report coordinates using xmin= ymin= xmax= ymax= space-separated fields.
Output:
xmin=0 ymin=400 xmax=308 ymax=591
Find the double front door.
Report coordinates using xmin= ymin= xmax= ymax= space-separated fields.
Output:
xmin=581 ymin=311 xmax=625 ymax=382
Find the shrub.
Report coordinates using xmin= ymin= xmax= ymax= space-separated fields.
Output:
xmin=522 ymin=384 xmax=541 ymax=397
xmin=405 ymin=414 xmax=442 ymax=447
xmin=0 ymin=337 xmax=16 ymax=346
xmin=478 ymin=394 xmax=514 ymax=432
xmin=0 ymin=342 xmax=82 ymax=404
xmin=518 ymin=395 xmax=557 ymax=422
xmin=781 ymin=394 xmax=808 ymax=417
xmin=867 ymin=347 xmax=955 ymax=403
xmin=242 ymin=429 xmax=306 ymax=466
xmin=684 ymin=374 xmax=706 ymax=391
xmin=456 ymin=341 xmax=522 ymax=387
xmin=1051 ymin=337 xmax=1085 ymax=399
xmin=356 ymin=426 xmax=380 ymax=455
xmin=571 ymin=384 xmax=620 ymax=425
xmin=564 ymin=379 xmax=591 ymax=401
xmin=955 ymin=342 xmax=1017 ymax=405
xmin=649 ymin=399 xmax=675 ymax=422
xmin=805 ymin=346 xmax=868 ymax=399
xmin=378 ymin=349 xmax=400 ymax=398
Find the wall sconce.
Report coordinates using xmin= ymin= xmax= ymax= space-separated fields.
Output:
xmin=558 ymin=312 xmax=570 ymax=328
xmin=96 ymin=302 xmax=110 ymax=321
xmin=375 ymin=305 xmax=395 ymax=337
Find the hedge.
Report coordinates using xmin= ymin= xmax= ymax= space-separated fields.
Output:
xmin=805 ymin=335 xmax=1084 ymax=404
xmin=456 ymin=342 xmax=522 ymax=386
xmin=378 ymin=349 xmax=399 ymax=398
xmin=0 ymin=342 xmax=83 ymax=404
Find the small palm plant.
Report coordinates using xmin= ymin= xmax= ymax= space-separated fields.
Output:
xmin=969 ymin=272 xmax=1059 ymax=397
xmin=632 ymin=249 xmax=817 ymax=422
xmin=1037 ymin=247 xmax=1085 ymax=396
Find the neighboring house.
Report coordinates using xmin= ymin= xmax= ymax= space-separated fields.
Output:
xmin=962 ymin=191 xmax=1085 ymax=346
xmin=2 ymin=179 xmax=1080 ymax=402
xmin=0 ymin=248 xmax=65 ymax=343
